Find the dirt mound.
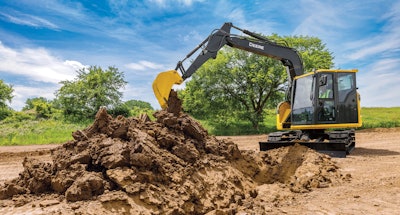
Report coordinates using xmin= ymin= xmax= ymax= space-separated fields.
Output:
xmin=0 ymin=91 xmax=349 ymax=214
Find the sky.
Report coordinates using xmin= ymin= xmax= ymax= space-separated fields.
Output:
xmin=0 ymin=0 xmax=399 ymax=110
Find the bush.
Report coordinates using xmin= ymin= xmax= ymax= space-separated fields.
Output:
xmin=0 ymin=107 xmax=12 ymax=121
xmin=129 ymin=107 xmax=155 ymax=119
xmin=109 ymin=104 xmax=130 ymax=117
xmin=2 ymin=111 xmax=35 ymax=123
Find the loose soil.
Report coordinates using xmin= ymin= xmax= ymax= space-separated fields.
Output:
xmin=0 ymin=92 xmax=399 ymax=214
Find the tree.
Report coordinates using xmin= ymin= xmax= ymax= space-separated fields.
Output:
xmin=124 ymin=99 xmax=154 ymax=117
xmin=181 ymin=47 xmax=285 ymax=131
xmin=0 ymin=80 xmax=14 ymax=108
xmin=124 ymin=100 xmax=153 ymax=110
xmin=181 ymin=35 xmax=333 ymax=131
xmin=55 ymin=66 xmax=127 ymax=121
xmin=0 ymin=80 xmax=14 ymax=120
xmin=278 ymin=34 xmax=334 ymax=72
xmin=23 ymin=97 xmax=54 ymax=119
xmin=107 ymin=100 xmax=154 ymax=117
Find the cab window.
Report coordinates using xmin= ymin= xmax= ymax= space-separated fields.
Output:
xmin=338 ymin=73 xmax=355 ymax=102
xmin=292 ymin=75 xmax=314 ymax=124
xmin=319 ymin=74 xmax=333 ymax=99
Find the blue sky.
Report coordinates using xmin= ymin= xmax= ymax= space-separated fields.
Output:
xmin=0 ymin=0 xmax=399 ymax=110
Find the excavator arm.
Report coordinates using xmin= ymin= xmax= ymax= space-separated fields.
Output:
xmin=152 ymin=22 xmax=304 ymax=109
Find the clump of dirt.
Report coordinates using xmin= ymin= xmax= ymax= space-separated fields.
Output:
xmin=0 ymin=90 xmax=349 ymax=214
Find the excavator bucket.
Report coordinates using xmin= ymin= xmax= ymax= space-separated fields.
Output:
xmin=152 ymin=70 xmax=183 ymax=109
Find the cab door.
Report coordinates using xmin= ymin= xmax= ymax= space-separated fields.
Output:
xmin=336 ymin=72 xmax=358 ymax=123
xmin=317 ymin=73 xmax=336 ymax=123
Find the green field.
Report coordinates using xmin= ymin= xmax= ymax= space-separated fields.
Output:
xmin=0 ymin=107 xmax=399 ymax=146
xmin=360 ymin=107 xmax=400 ymax=128
xmin=0 ymin=119 xmax=87 ymax=146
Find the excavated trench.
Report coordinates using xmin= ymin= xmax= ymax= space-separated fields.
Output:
xmin=0 ymin=90 xmax=349 ymax=214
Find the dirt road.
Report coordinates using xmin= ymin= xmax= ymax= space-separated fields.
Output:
xmin=1 ymin=128 xmax=399 ymax=214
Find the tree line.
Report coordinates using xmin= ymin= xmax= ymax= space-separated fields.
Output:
xmin=1 ymin=34 xmax=333 ymax=134
xmin=0 ymin=66 xmax=153 ymax=122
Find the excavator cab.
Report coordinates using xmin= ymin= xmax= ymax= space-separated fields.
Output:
xmin=286 ymin=69 xmax=361 ymax=129
xmin=265 ymin=69 xmax=362 ymax=157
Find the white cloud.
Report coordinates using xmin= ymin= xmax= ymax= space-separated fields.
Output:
xmin=149 ymin=0 xmax=203 ymax=7
xmin=358 ymin=58 xmax=400 ymax=107
xmin=122 ymin=83 xmax=160 ymax=109
xmin=125 ymin=60 xmax=164 ymax=71
xmin=0 ymin=10 xmax=59 ymax=30
xmin=212 ymin=1 xmax=276 ymax=36
xmin=64 ymin=60 xmax=87 ymax=72
xmin=183 ymin=30 xmax=202 ymax=42
xmin=291 ymin=0 xmax=400 ymax=66
xmin=10 ymin=85 xmax=58 ymax=111
xmin=0 ymin=42 xmax=87 ymax=110
xmin=292 ymin=0 xmax=361 ymax=38
xmin=0 ymin=42 xmax=86 ymax=83
xmin=347 ymin=34 xmax=399 ymax=62
xmin=227 ymin=8 xmax=245 ymax=24
xmin=347 ymin=2 xmax=400 ymax=61
xmin=1 ymin=1 xmax=129 ymax=42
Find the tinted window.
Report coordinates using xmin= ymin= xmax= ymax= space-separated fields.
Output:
xmin=292 ymin=75 xmax=314 ymax=124
xmin=319 ymin=74 xmax=333 ymax=99
xmin=338 ymin=73 xmax=355 ymax=102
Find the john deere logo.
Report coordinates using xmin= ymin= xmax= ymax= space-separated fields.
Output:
xmin=249 ymin=42 xmax=264 ymax=50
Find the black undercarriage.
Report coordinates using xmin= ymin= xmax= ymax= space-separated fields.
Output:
xmin=259 ymin=129 xmax=355 ymax=158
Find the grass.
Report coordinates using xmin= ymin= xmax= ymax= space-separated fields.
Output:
xmin=202 ymin=107 xmax=400 ymax=135
xmin=199 ymin=119 xmax=276 ymax=136
xmin=199 ymin=110 xmax=277 ymax=136
xmin=0 ymin=107 xmax=399 ymax=145
xmin=360 ymin=107 xmax=400 ymax=129
xmin=0 ymin=119 xmax=87 ymax=146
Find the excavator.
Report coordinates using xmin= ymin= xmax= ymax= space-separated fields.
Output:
xmin=152 ymin=22 xmax=362 ymax=157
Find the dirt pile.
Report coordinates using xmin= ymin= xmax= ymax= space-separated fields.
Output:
xmin=0 ymin=91 xmax=349 ymax=214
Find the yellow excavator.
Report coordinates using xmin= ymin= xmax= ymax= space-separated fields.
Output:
xmin=152 ymin=22 xmax=362 ymax=157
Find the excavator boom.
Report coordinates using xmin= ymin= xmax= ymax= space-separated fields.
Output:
xmin=152 ymin=22 xmax=303 ymax=109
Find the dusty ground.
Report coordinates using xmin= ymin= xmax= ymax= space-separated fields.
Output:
xmin=1 ymin=128 xmax=399 ymax=214
xmin=221 ymin=129 xmax=400 ymax=214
